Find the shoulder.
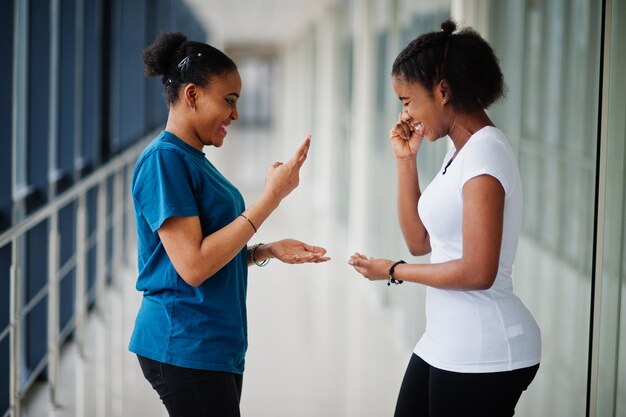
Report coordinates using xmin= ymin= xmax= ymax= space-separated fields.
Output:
xmin=132 ymin=138 xmax=201 ymax=197
xmin=464 ymin=127 xmax=512 ymax=158
xmin=459 ymin=127 xmax=518 ymax=193
xmin=139 ymin=134 xmax=190 ymax=162
xmin=135 ymin=138 xmax=195 ymax=177
xmin=460 ymin=127 xmax=516 ymax=169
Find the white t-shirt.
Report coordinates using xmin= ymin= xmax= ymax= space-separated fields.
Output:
xmin=415 ymin=126 xmax=541 ymax=373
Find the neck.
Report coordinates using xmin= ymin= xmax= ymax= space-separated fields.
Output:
xmin=447 ymin=109 xmax=494 ymax=151
xmin=165 ymin=111 xmax=206 ymax=151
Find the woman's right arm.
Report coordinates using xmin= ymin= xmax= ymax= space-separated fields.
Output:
xmin=396 ymin=158 xmax=430 ymax=256
xmin=158 ymin=136 xmax=311 ymax=287
xmin=390 ymin=116 xmax=430 ymax=256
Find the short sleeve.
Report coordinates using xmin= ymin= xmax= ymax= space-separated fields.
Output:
xmin=459 ymin=136 xmax=514 ymax=195
xmin=132 ymin=149 xmax=199 ymax=231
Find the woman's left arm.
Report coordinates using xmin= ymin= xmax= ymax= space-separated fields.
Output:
xmin=349 ymin=174 xmax=504 ymax=290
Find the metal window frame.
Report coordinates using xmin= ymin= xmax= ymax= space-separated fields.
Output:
xmin=587 ymin=0 xmax=626 ymax=415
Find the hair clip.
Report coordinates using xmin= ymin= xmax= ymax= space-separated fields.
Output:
xmin=177 ymin=57 xmax=189 ymax=67
xmin=177 ymin=55 xmax=190 ymax=69
xmin=178 ymin=55 xmax=192 ymax=82
xmin=177 ymin=53 xmax=203 ymax=82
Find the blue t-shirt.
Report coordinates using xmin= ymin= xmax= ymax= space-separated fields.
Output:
xmin=129 ymin=130 xmax=248 ymax=374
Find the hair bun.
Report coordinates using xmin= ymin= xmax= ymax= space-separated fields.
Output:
xmin=441 ymin=19 xmax=457 ymax=35
xmin=143 ymin=32 xmax=188 ymax=78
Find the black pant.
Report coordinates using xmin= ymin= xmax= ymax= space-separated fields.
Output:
xmin=394 ymin=354 xmax=539 ymax=417
xmin=137 ymin=355 xmax=243 ymax=417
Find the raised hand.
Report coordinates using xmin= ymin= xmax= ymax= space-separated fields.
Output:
xmin=389 ymin=112 xmax=424 ymax=160
xmin=264 ymin=135 xmax=311 ymax=203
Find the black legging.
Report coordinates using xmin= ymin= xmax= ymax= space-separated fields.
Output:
xmin=394 ymin=354 xmax=539 ymax=417
xmin=138 ymin=355 xmax=243 ymax=417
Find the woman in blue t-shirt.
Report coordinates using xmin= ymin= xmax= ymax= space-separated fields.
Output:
xmin=130 ymin=32 xmax=330 ymax=417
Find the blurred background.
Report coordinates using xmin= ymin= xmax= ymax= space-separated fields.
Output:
xmin=1 ymin=0 xmax=625 ymax=416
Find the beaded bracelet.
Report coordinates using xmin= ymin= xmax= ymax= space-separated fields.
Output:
xmin=388 ymin=260 xmax=405 ymax=286
xmin=250 ymin=242 xmax=270 ymax=267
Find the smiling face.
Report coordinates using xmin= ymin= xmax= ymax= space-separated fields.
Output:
xmin=392 ymin=75 xmax=449 ymax=142
xmin=189 ymin=70 xmax=242 ymax=148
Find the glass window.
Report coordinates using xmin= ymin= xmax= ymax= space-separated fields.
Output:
xmin=335 ymin=3 xmax=353 ymax=227
xmin=0 ymin=0 xmax=13 ymax=231
xmin=81 ymin=0 xmax=103 ymax=171
xmin=14 ymin=2 xmax=28 ymax=202
xmin=107 ymin=0 xmax=123 ymax=155
xmin=26 ymin=0 xmax=52 ymax=212
xmin=118 ymin=1 xmax=147 ymax=149
xmin=370 ymin=29 xmax=392 ymax=261
xmin=144 ymin=0 xmax=169 ymax=132
xmin=58 ymin=0 xmax=76 ymax=191
xmin=237 ymin=57 xmax=276 ymax=128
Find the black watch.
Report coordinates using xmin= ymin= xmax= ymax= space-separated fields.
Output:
xmin=388 ymin=260 xmax=406 ymax=286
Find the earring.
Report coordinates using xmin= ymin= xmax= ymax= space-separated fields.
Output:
xmin=442 ymin=97 xmax=449 ymax=104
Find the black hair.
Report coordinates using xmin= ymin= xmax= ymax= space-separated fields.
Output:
xmin=392 ymin=19 xmax=504 ymax=112
xmin=143 ymin=32 xmax=238 ymax=104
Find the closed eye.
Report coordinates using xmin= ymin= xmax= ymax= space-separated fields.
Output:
xmin=398 ymin=96 xmax=410 ymax=107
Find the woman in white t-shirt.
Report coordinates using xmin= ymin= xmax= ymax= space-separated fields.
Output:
xmin=348 ymin=19 xmax=541 ymax=417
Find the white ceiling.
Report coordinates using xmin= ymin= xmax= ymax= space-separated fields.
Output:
xmin=182 ymin=0 xmax=334 ymax=49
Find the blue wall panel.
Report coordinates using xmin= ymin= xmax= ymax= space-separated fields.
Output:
xmin=82 ymin=0 xmax=104 ymax=172
xmin=25 ymin=222 xmax=49 ymax=378
xmin=59 ymin=0 xmax=77 ymax=189
xmin=59 ymin=203 xmax=76 ymax=335
xmin=27 ymin=0 xmax=51 ymax=211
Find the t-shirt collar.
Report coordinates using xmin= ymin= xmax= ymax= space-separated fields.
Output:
xmin=160 ymin=130 xmax=206 ymax=156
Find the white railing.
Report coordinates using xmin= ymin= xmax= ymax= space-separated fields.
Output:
xmin=0 ymin=133 xmax=154 ymax=417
